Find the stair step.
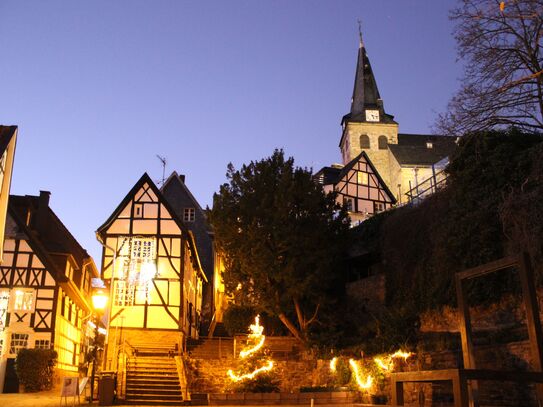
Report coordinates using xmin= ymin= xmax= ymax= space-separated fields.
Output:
xmin=123 ymin=400 xmax=183 ymax=406
xmin=127 ymin=389 xmax=182 ymax=396
xmin=127 ymin=393 xmax=182 ymax=401
xmin=127 ymin=384 xmax=181 ymax=391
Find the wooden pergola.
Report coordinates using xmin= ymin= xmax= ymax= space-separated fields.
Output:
xmin=391 ymin=253 xmax=543 ymax=407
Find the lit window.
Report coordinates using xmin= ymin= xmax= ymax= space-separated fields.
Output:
xmin=9 ymin=333 xmax=29 ymax=355
xmin=114 ymin=280 xmax=135 ymax=306
xmin=35 ymin=339 xmax=51 ymax=349
xmin=374 ymin=202 xmax=385 ymax=213
xmin=184 ymin=208 xmax=195 ymax=222
xmin=357 ymin=172 xmax=369 ymax=185
xmin=13 ymin=289 xmax=34 ymax=312
xmin=0 ymin=290 xmax=9 ymax=331
xmin=426 ymin=142 xmax=433 ymax=149
xmin=343 ymin=197 xmax=354 ymax=212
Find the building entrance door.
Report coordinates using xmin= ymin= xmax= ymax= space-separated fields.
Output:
xmin=3 ymin=358 xmax=19 ymax=393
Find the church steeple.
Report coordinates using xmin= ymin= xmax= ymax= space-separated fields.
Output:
xmin=350 ymin=32 xmax=381 ymax=117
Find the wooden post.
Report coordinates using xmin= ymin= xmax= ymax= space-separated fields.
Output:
xmin=390 ymin=378 xmax=404 ymax=406
xmin=455 ymin=275 xmax=480 ymax=406
xmin=519 ymin=253 xmax=543 ymax=404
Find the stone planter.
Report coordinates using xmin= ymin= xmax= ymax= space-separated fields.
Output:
xmin=208 ymin=391 xmax=360 ymax=405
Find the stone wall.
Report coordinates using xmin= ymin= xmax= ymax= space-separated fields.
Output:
xmin=186 ymin=356 xmax=334 ymax=394
xmin=346 ymin=273 xmax=385 ymax=311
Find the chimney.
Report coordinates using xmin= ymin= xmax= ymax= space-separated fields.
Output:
xmin=35 ymin=191 xmax=51 ymax=232
xmin=179 ymin=174 xmax=186 ymax=183
xmin=39 ymin=191 xmax=51 ymax=208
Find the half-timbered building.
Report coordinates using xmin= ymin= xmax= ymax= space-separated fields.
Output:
xmin=160 ymin=171 xmax=228 ymax=336
xmin=96 ymin=173 xmax=206 ymax=368
xmin=315 ymin=151 xmax=396 ymax=225
xmin=0 ymin=191 xmax=99 ymax=392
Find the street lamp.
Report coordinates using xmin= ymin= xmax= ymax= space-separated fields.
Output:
xmin=90 ymin=288 xmax=108 ymax=403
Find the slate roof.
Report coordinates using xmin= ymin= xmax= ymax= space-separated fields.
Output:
xmin=8 ymin=193 xmax=98 ymax=311
xmin=341 ymin=39 xmax=396 ymax=126
xmin=10 ymin=194 xmax=94 ymax=270
xmin=314 ymin=166 xmax=341 ymax=186
xmin=390 ymin=134 xmax=458 ymax=166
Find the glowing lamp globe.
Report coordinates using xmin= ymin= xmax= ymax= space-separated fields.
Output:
xmin=92 ymin=289 xmax=108 ymax=311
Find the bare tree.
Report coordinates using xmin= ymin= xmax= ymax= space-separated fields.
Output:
xmin=436 ymin=0 xmax=543 ymax=135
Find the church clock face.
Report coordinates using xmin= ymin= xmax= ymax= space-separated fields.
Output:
xmin=365 ymin=110 xmax=380 ymax=122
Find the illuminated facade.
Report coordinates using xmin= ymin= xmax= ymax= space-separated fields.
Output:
xmin=315 ymin=151 xmax=396 ymax=224
xmin=96 ymin=173 xmax=207 ymax=366
xmin=318 ymin=35 xmax=456 ymax=213
xmin=0 ymin=192 xmax=99 ymax=392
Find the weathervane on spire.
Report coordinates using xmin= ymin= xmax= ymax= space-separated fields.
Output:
xmin=357 ymin=19 xmax=364 ymax=48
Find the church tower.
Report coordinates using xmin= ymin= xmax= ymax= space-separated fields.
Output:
xmin=339 ymin=33 xmax=398 ymax=188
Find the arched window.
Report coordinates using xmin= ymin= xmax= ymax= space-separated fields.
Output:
xmin=378 ymin=135 xmax=388 ymax=150
xmin=359 ymin=134 xmax=370 ymax=149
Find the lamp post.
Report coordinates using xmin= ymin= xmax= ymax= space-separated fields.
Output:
xmin=90 ymin=288 xmax=108 ymax=403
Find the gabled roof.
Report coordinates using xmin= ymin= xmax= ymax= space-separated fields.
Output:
xmin=161 ymin=171 xmax=207 ymax=216
xmin=317 ymin=152 xmax=396 ymax=204
xmin=314 ymin=166 xmax=342 ymax=186
xmin=9 ymin=194 xmax=96 ymax=273
xmin=0 ymin=126 xmax=17 ymax=156
xmin=96 ymin=173 xmax=207 ymax=282
xmin=338 ymin=151 xmax=396 ymax=204
xmin=8 ymin=195 xmax=97 ymax=311
xmin=390 ymin=134 xmax=458 ymax=166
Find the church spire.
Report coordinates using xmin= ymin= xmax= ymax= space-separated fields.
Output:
xmin=349 ymin=27 xmax=383 ymax=120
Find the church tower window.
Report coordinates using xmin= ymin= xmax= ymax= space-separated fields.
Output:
xmin=378 ymin=136 xmax=388 ymax=150
xmin=359 ymin=134 xmax=370 ymax=149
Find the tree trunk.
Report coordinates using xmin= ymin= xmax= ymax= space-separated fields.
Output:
xmin=277 ymin=313 xmax=306 ymax=344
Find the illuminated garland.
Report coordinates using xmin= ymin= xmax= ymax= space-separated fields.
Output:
xmin=373 ymin=350 xmax=413 ymax=372
xmin=329 ymin=349 xmax=414 ymax=391
xmin=227 ymin=315 xmax=274 ymax=383
xmin=227 ymin=361 xmax=274 ymax=382
xmin=349 ymin=359 xmax=373 ymax=389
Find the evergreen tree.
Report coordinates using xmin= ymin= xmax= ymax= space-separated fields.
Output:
xmin=209 ymin=149 xmax=350 ymax=344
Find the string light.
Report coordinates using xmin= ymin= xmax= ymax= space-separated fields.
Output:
xmin=348 ymin=359 xmax=373 ymax=390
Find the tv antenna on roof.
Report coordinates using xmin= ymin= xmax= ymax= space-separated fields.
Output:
xmin=156 ymin=155 xmax=167 ymax=186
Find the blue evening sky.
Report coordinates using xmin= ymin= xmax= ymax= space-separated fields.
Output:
xmin=1 ymin=1 xmax=461 ymax=262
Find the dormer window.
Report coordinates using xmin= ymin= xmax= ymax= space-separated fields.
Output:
xmin=184 ymin=208 xmax=195 ymax=222
xmin=426 ymin=142 xmax=433 ymax=149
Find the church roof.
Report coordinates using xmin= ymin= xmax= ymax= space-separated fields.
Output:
xmin=390 ymin=134 xmax=458 ymax=166
xmin=341 ymin=36 xmax=396 ymax=125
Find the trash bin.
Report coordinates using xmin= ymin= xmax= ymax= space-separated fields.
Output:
xmin=98 ymin=373 xmax=116 ymax=406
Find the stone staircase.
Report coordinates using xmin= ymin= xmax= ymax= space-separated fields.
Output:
xmin=125 ymin=346 xmax=183 ymax=406
xmin=187 ymin=337 xmax=234 ymax=360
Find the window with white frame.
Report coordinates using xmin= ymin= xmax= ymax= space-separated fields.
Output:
xmin=13 ymin=289 xmax=34 ymax=312
xmin=114 ymin=280 xmax=135 ymax=306
xmin=374 ymin=202 xmax=385 ymax=213
xmin=0 ymin=290 xmax=9 ymax=331
xmin=35 ymin=339 xmax=51 ymax=349
xmin=116 ymin=237 xmax=157 ymax=306
xmin=183 ymin=208 xmax=195 ymax=222
xmin=9 ymin=333 xmax=29 ymax=355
